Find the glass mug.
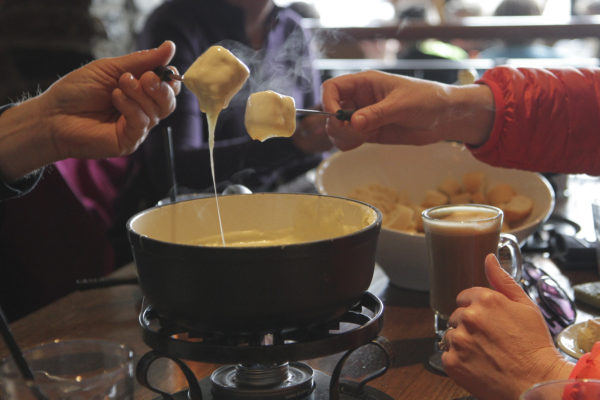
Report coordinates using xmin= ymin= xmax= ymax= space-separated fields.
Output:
xmin=0 ymin=339 xmax=134 ymax=399
xmin=422 ymin=204 xmax=522 ymax=371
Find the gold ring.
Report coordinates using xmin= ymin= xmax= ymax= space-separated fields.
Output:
xmin=438 ymin=326 xmax=455 ymax=352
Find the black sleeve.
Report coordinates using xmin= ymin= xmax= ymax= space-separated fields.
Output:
xmin=0 ymin=104 xmax=45 ymax=201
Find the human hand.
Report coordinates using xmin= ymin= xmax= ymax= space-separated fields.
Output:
xmin=40 ymin=40 xmax=181 ymax=161
xmin=442 ymin=254 xmax=574 ymax=400
xmin=321 ymin=70 xmax=494 ymax=151
xmin=292 ymin=112 xmax=334 ymax=154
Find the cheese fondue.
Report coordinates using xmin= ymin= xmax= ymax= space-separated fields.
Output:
xmin=187 ymin=197 xmax=369 ymax=247
xmin=245 ymin=90 xmax=296 ymax=141
xmin=183 ymin=45 xmax=250 ymax=245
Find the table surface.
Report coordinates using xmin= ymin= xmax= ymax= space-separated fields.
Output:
xmin=2 ymin=257 xmax=598 ymax=400
xmin=2 ymin=174 xmax=599 ymax=399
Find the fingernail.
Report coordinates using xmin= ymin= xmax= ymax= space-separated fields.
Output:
xmin=149 ymin=78 xmax=159 ymax=91
xmin=353 ymin=114 xmax=366 ymax=129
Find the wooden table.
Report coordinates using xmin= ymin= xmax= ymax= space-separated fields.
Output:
xmin=2 ymin=254 xmax=597 ymax=400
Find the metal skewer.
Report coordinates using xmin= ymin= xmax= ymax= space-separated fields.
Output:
xmin=296 ymin=108 xmax=355 ymax=121
xmin=153 ymin=66 xmax=354 ymax=122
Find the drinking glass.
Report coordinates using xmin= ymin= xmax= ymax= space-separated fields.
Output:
xmin=520 ymin=379 xmax=600 ymax=399
xmin=422 ymin=204 xmax=522 ymax=372
xmin=0 ymin=339 xmax=134 ymax=399
xmin=592 ymin=199 xmax=600 ymax=275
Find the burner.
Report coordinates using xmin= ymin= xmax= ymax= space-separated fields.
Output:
xmin=163 ymin=369 xmax=393 ymax=400
xmin=211 ymin=362 xmax=314 ymax=399
xmin=139 ymin=292 xmax=384 ymax=365
xmin=135 ymin=292 xmax=392 ymax=400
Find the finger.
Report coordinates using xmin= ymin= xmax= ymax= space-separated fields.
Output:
xmin=447 ymin=307 xmax=464 ymax=331
xmin=325 ymin=117 xmax=367 ymax=151
xmin=139 ymin=71 xmax=177 ymax=119
xmin=112 ymin=40 xmax=176 ymax=78
xmin=165 ymin=66 xmax=182 ymax=95
xmin=349 ymin=96 xmax=401 ymax=133
xmin=455 ymin=286 xmax=492 ymax=308
xmin=484 ymin=254 xmax=530 ymax=303
xmin=118 ymin=72 xmax=160 ymax=127
xmin=112 ymin=88 xmax=150 ymax=152
xmin=322 ymin=73 xmax=364 ymax=113
xmin=321 ymin=78 xmax=344 ymax=115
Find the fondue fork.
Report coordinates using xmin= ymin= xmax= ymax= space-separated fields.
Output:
xmin=154 ymin=65 xmax=184 ymax=82
xmin=153 ymin=65 xmax=355 ymax=121
xmin=296 ymin=108 xmax=355 ymax=121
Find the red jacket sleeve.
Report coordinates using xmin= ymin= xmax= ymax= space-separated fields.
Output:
xmin=470 ymin=66 xmax=600 ymax=176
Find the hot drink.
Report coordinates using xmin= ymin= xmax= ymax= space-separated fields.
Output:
xmin=424 ymin=208 xmax=501 ymax=319
xmin=422 ymin=204 xmax=523 ymax=337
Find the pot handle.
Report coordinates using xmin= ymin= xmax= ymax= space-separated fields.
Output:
xmin=136 ymin=350 xmax=204 ymax=400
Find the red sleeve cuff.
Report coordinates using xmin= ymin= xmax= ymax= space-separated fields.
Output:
xmin=466 ymin=80 xmax=505 ymax=157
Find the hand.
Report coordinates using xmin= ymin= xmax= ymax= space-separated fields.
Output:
xmin=321 ymin=70 xmax=495 ymax=151
xmin=41 ymin=40 xmax=181 ymax=160
xmin=442 ymin=254 xmax=574 ymax=400
xmin=0 ymin=41 xmax=181 ymax=182
xmin=292 ymin=113 xmax=334 ymax=154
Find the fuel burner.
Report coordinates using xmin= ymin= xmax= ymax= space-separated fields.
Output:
xmin=136 ymin=292 xmax=393 ymax=400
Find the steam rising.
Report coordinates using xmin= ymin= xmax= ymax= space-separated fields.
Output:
xmin=218 ymin=24 xmax=318 ymax=108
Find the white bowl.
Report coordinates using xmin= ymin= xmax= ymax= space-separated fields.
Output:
xmin=315 ymin=142 xmax=555 ymax=291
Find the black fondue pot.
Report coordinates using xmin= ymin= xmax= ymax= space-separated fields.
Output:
xmin=127 ymin=193 xmax=381 ymax=334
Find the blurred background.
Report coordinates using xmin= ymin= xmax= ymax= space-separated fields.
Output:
xmin=1 ymin=0 xmax=599 ymax=322
xmin=1 ymin=0 xmax=599 ymax=103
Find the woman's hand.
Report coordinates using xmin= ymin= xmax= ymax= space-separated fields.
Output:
xmin=321 ymin=70 xmax=495 ymax=151
xmin=292 ymin=112 xmax=333 ymax=154
xmin=0 ymin=41 xmax=181 ymax=182
xmin=442 ymin=254 xmax=574 ymax=400
xmin=41 ymin=40 xmax=181 ymax=160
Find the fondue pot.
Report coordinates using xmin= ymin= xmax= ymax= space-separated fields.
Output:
xmin=127 ymin=193 xmax=381 ymax=334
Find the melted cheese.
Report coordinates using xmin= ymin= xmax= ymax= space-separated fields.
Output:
xmin=184 ymin=45 xmax=250 ymax=117
xmin=245 ymin=90 xmax=296 ymax=141
xmin=184 ymin=45 xmax=250 ymax=245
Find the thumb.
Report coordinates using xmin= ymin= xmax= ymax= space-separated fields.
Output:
xmin=351 ymin=97 xmax=399 ymax=132
xmin=113 ymin=40 xmax=176 ymax=77
xmin=485 ymin=253 xmax=530 ymax=303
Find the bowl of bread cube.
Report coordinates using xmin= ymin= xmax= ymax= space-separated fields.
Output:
xmin=315 ymin=141 xmax=555 ymax=291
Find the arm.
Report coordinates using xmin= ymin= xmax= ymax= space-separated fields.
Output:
xmin=0 ymin=41 xmax=180 ymax=183
xmin=322 ymin=67 xmax=600 ymax=176
xmin=472 ymin=67 xmax=600 ymax=175
xmin=322 ymin=70 xmax=494 ymax=151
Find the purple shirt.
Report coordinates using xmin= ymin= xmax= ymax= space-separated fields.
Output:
xmin=132 ymin=0 xmax=322 ymax=202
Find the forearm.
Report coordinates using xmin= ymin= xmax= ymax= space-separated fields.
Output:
xmin=0 ymin=97 xmax=57 ymax=182
xmin=443 ymin=83 xmax=495 ymax=147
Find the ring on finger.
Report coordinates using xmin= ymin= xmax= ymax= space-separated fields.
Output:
xmin=438 ymin=326 xmax=455 ymax=352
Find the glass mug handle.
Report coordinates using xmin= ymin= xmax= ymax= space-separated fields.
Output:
xmin=497 ymin=233 xmax=523 ymax=281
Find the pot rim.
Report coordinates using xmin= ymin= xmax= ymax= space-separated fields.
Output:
xmin=126 ymin=192 xmax=382 ymax=250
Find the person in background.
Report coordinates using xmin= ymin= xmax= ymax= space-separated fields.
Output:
xmin=321 ymin=67 xmax=600 ymax=399
xmin=393 ymin=4 xmax=470 ymax=84
xmin=0 ymin=41 xmax=180 ymax=321
xmin=478 ymin=0 xmax=562 ymax=60
xmin=119 ymin=0 xmax=331 ymax=210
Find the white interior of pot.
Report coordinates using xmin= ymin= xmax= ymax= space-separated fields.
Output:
xmin=129 ymin=193 xmax=379 ymax=246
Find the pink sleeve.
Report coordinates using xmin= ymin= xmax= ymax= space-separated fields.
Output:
xmin=469 ymin=66 xmax=600 ymax=176
xmin=55 ymin=157 xmax=129 ymax=228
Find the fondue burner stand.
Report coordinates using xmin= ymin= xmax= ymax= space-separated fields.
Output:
xmin=136 ymin=292 xmax=392 ymax=400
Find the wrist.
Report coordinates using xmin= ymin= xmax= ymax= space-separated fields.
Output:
xmin=0 ymin=96 xmax=56 ymax=182
xmin=446 ymin=84 xmax=495 ymax=147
